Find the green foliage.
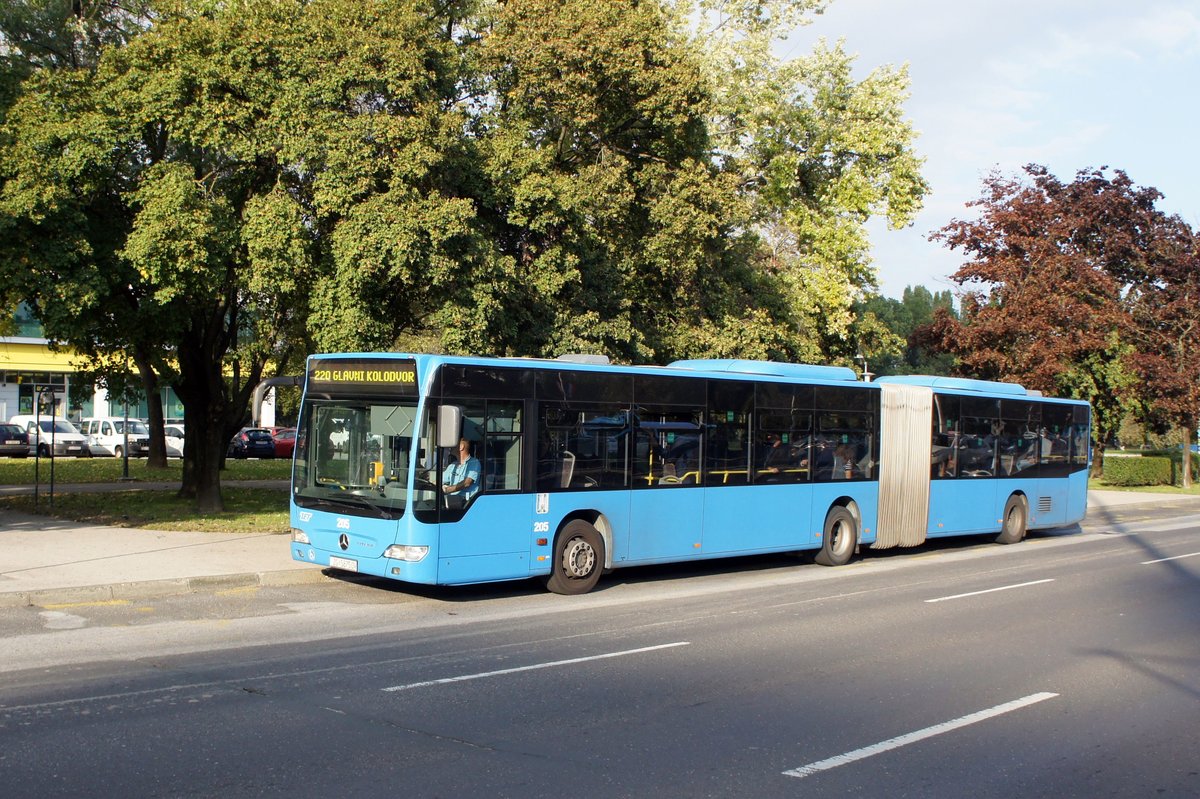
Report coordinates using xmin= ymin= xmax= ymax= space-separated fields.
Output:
xmin=856 ymin=285 xmax=957 ymax=376
xmin=0 ymin=1 xmax=152 ymax=71
xmin=1100 ymin=455 xmax=1172 ymax=487
xmin=1 ymin=0 xmax=931 ymax=504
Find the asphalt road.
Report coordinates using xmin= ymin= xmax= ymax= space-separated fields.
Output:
xmin=1 ymin=503 xmax=1198 ymax=798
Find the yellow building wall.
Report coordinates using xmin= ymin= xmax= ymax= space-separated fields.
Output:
xmin=0 ymin=339 xmax=81 ymax=372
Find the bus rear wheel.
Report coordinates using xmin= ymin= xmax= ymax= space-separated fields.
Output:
xmin=545 ymin=520 xmax=604 ymax=595
xmin=996 ymin=494 xmax=1028 ymax=545
xmin=815 ymin=506 xmax=857 ymax=566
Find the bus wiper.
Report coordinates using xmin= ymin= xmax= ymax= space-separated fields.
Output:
xmin=315 ymin=494 xmax=395 ymax=520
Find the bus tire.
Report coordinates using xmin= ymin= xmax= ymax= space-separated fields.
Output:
xmin=545 ymin=520 xmax=604 ymax=595
xmin=815 ymin=506 xmax=857 ymax=566
xmin=996 ymin=494 xmax=1028 ymax=545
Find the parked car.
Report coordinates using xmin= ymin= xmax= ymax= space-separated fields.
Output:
xmin=0 ymin=422 xmax=30 ymax=458
xmin=164 ymin=424 xmax=186 ymax=458
xmin=227 ymin=428 xmax=276 ymax=459
xmin=271 ymin=427 xmax=296 ymax=458
xmin=80 ymin=416 xmax=151 ymax=458
xmin=8 ymin=415 xmax=91 ymax=457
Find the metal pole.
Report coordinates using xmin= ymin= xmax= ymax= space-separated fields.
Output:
xmin=47 ymin=388 xmax=56 ymax=506
xmin=122 ymin=396 xmax=130 ymax=479
xmin=33 ymin=390 xmax=40 ymax=511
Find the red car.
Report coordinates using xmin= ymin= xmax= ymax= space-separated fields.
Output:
xmin=272 ymin=427 xmax=296 ymax=458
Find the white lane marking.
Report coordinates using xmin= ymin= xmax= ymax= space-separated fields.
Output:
xmin=782 ymin=692 xmax=1059 ymax=779
xmin=1141 ymin=552 xmax=1200 ymax=565
xmin=924 ymin=579 xmax=1054 ymax=604
xmin=381 ymin=641 xmax=690 ymax=693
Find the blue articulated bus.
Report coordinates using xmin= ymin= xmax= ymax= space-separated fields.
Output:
xmin=289 ymin=354 xmax=1090 ymax=594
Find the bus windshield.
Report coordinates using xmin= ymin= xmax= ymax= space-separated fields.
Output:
xmin=292 ymin=399 xmax=423 ymax=519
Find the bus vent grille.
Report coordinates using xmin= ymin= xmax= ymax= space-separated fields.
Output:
xmin=1038 ymin=496 xmax=1053 ymax=514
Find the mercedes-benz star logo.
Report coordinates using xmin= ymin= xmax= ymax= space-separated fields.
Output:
xmin=338 ymin=533 xmax=349 ymax=551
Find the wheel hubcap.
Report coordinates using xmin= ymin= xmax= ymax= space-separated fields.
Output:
xmin=562 ymin=537 xmax=595 ymax=578
xmin=831 ymin=521 xmax=845 ymax=551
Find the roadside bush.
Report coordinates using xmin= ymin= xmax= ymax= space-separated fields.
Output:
xmin=1139 ymin=449 xmax=1200 ymax=484
xmin=1102 ymin=455 xmax=1172 ymax=487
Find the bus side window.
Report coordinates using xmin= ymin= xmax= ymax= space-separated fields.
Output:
xmin=483 ymin=401 xmax=522 ymax=492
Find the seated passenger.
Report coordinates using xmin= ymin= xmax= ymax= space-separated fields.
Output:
xmin=762 ymin=433 xmax=790 ymax=474
xmin=832 ymin=442 xmax=858 ymax=479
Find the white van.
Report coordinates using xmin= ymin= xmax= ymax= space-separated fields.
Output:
xmin=8 ymin=415 xmax=91 ymax=457
xmin=80 ymin=417 xmax=151 ymax=458
xmin=164 ymin=423 xmax=185 ymax=458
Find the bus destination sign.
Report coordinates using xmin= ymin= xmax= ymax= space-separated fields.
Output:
xmin=307 ymin=358 xmax=418 ymax=394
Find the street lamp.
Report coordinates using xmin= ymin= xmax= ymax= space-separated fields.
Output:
xmin=856 ymin=351 xmax=874 ymax=383
xmin=34 ymin=385 xmax=58 ymax=508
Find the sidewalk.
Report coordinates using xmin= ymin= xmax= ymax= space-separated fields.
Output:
xmin=0 ymin=508 xmax=324 ymax=608
xmin=1 ymin=488 xmax=1196 ymax=607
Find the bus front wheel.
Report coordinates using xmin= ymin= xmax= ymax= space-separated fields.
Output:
xmin=545 ymin=520 xmax=604 ymax=595
xmin=996 ymin=494 xmax=1028 ymax=545
xmin=815 ymin=506 xmax=857 ymax=566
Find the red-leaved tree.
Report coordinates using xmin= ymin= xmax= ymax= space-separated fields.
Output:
xmin=920 ymin=165 xmax=1174 ymax=476
xmin=1122 ymin=221 xmax=1200 ymax=487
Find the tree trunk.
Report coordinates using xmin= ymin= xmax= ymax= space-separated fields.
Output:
xmin=172 ymin=315 xmax=266 ymax=512
xmin=134 ymin=350 xmax=169 ymax=469
xmin=174 ymin=339 xmax=236 ymax=513
xmin=1183 ymin=424 xmax=1196 ymax=490
xmin=191 ymin=420 xmax=229 ymax=512
xmin=1090 ymin=440 xmax=1105 ymax=480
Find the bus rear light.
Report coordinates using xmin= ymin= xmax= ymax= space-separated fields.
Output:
xmin=536 ymin=538 xmax=548 ymax=546
xmin=291 ymin=528 xmax=310 ymax=544
xmin=384 ymin=545 xmax=429 ymax=562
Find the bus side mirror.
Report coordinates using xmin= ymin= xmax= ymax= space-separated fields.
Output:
xmin=437 ymin=405 xmax=462 ymax=448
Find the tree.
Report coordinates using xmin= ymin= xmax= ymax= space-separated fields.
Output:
xmin=339 ymin=0 xmax=930 ymax=366
xmin=922 ymin=165 xmax=1171 ymax=475
xmin=2 ymin=0 xmax=931 ymax=513
xmin=1121 ymin=219 xmax=1200 ymax=486
xmin=1 ymin=1 xmax=164 ymax=460
xmin=442 ymin=0 xmax=735 ymax=362
xmin=856 ymin=285 xmax=956 ymax=376
xmin=689 ymin=0 xmax=928 ymax=363
xmin=0 ymin=0 xmax=465 ymax=510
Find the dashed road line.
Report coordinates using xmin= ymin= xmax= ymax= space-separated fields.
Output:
xmin=925 ymin=579 xmax=1054 ymax=604
xmin=1141 ymin=552 xmax=1200 ymax=565
xmin=381 ymin=642 xmax=691 ymax=692
xmin=782 ymin=692 xmax=1059 ymax=779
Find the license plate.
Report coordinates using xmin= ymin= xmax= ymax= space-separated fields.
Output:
xmin=4 ymin=439 xmax=18 ymax=445
xmin=329 ymin=555 xmax=358 ymax=572
xmin=67 ymin=446 xmax=81 ymax=451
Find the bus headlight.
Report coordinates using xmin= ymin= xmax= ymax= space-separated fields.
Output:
xmin=384 ymin=544 xmax=429 ymax=562
xmin=291 ymin=528 xmax=311 ymax=544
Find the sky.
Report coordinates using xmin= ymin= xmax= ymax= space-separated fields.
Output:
xmin=783 ymin=0 xmax=1200 ymax=299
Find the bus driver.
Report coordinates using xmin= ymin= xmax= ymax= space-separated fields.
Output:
xmin=442 ymin=437 xmax=481 ymax=508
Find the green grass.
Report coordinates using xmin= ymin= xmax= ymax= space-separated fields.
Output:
xmin=0 ymin=486 xmax=290 ymax=533
xmin=0 ymin=456 xmax=291 ymax=485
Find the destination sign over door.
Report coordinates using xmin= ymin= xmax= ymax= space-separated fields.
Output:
xmin=306 ymin=358 xmax=419 ymax=395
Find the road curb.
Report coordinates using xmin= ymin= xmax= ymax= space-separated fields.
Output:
xmin=0 ymin=567 xmax=331 ymax=608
